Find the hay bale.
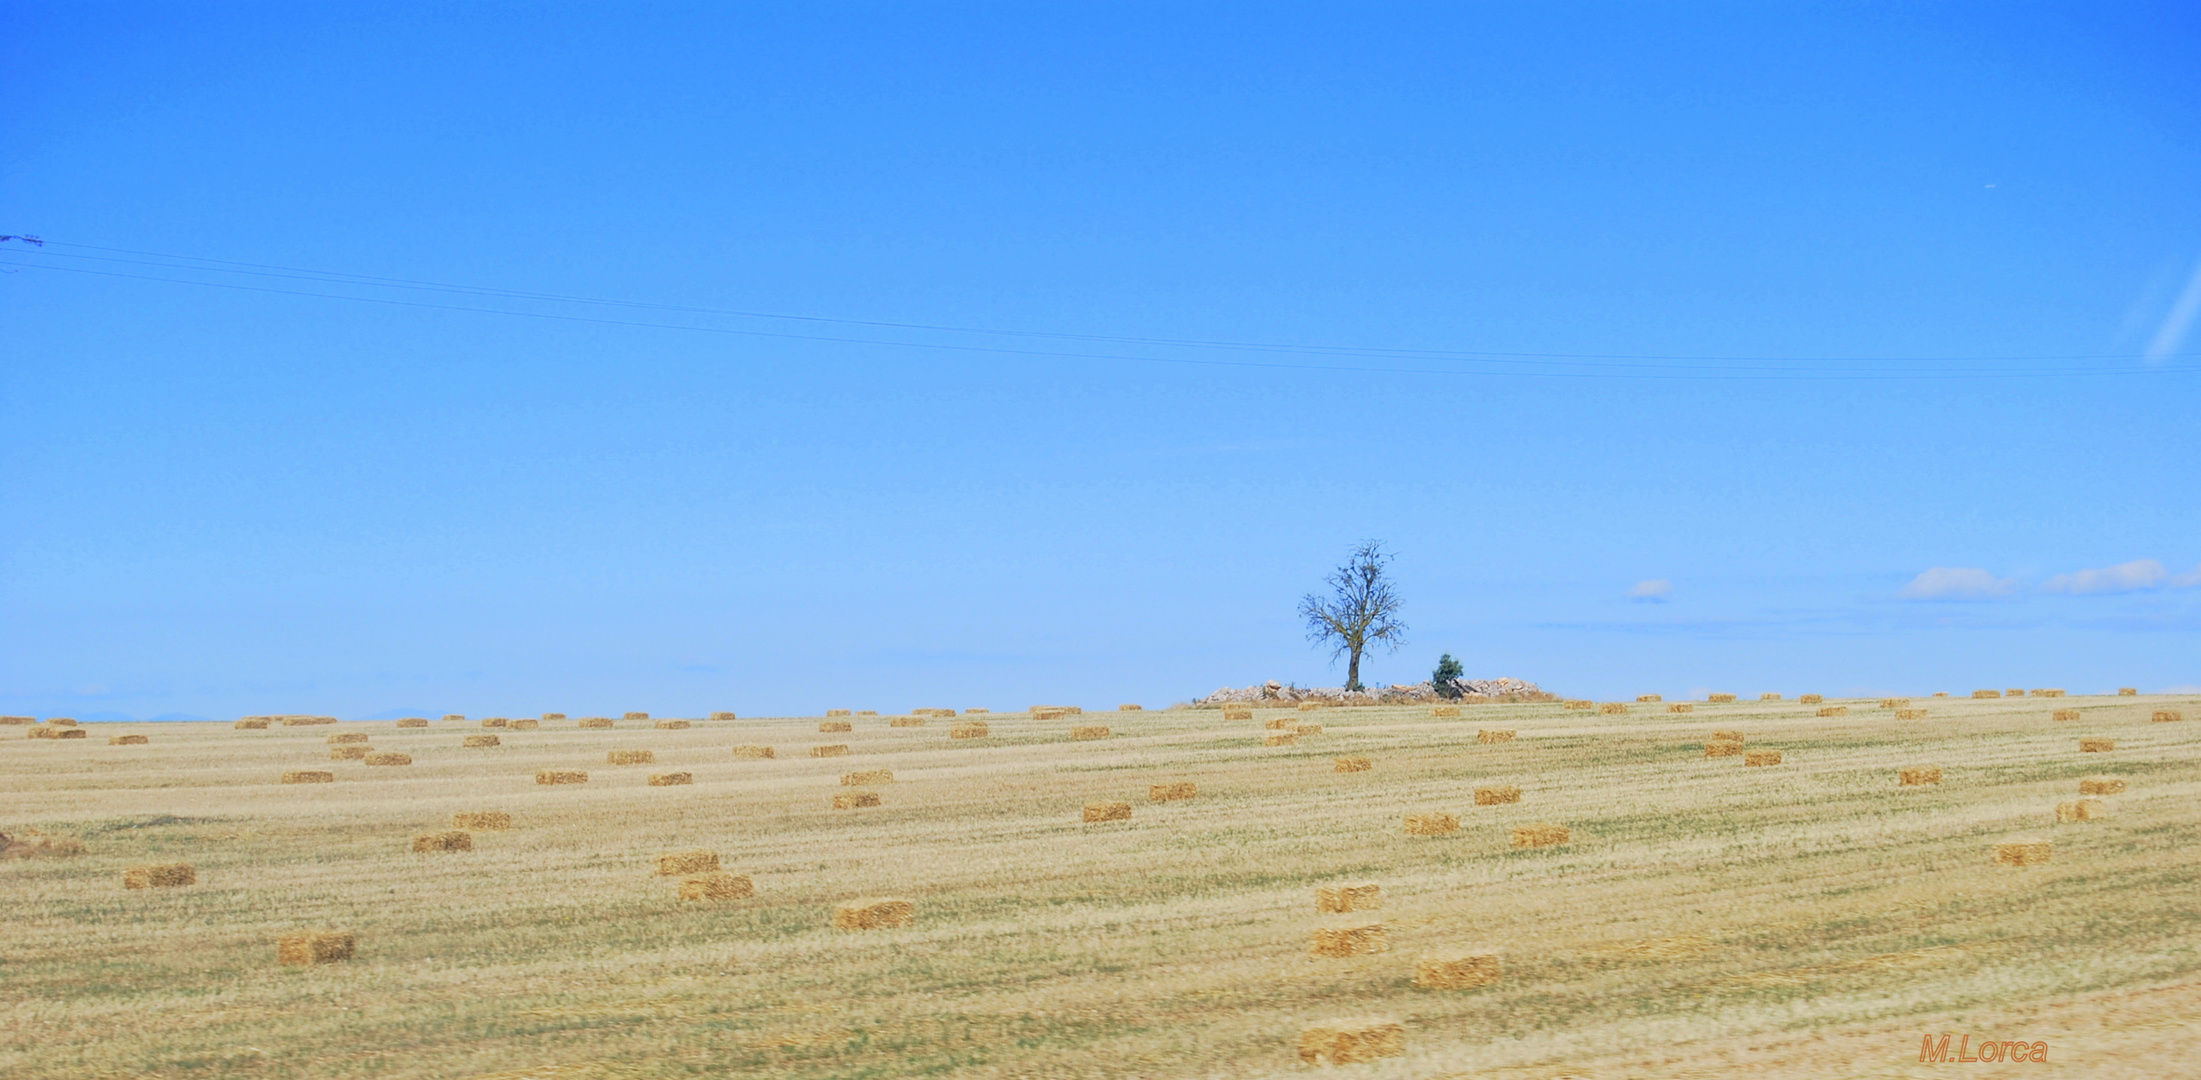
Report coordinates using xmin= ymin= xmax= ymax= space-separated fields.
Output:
xmin=855 ymin=710 xmax=879 ymax=716
xmin=964 ymin=707 xmax=990 ymax=714
xmin=623 ymin=712 xmax=650 ymax=721
xmin=578 ymin=717 xmax=614 ymax=729
xmin=330 ymin=732 xmax=370 ymax=744
xmin=1760 ymin=693 xmax=1782 ymax=701
xmin=1636 ymin=694 xmax=1663 ymax=703
xmin=949 ymin=722 xmax=989 ymax=739
xmin=481 ymin=717 xmax=507 ymax=728
xmin=890 ymin=716 xmax=927 ymax=727
xmin=708 ymin=712 xmax=736 ymax=721
xmin=1973 ymin=689 xmax=2001 ymax=699
xmin=1513 ymin=824 xmax=1570 ymax=847
xmin=1296 ymin=1019 xmax=1405 ymax=1065
xmin=281 ymin=770 xmax=334 ymax=784
xmin=1150 ymin=782 xmax=1197 ymax=802
xmin=1710 ymin=730 xmax=1744 ymax=743
xmin=1799 ymin=694 xmax=1824 ymax=704
xmin=0 ymin=832 xmax=83 ymax=858
xmin=833 ymin=898 xmax=914 ymax=930
xmin=832 ymin=791 xmax=881 ymax=809
xmin=329 ymin=746 xmax=370 ymax=760
xmin=657 ymin=850 xmax=719 ymax=875
xmin=122 ymin=863 xmax=196 ymax=889
xmin=1221 ymin=704 xmax=1254 ymax=720
xmin=277 ymin=932 xmax=355 ymax=965
xmin=56 ymin=728 xmax=86 ymax=739
xmin=412 ymin=830 xmax=472 ymax=853
xmin=453 ymin=811 xmax=511 ymax=830
xmin=1404 ymin=812 xmax=1459 ymax=836
xmin=1070 ymin=725 xmax=1111 ymax=740
xmin=1294 ymin=723 xmax=1322 ymax=736
xmin=2034 ymin=689 xmax=2066 ymax=698
xmin=543 ymin=713 xmax=567 ymax=721
xmin=1084 ymin=801 xmax=1132 ymax=822
xmin=1315 ymin=884 xmax=1382 ymax=912
xmin=364 ymin=752 xmax=410 ymax=766
xmin=1899 ymin=767 xmax=1942 ymax=786
xmin=2153 ymin=710 xmax=2185 ymax=723
xmin=1564 ymin=699 xmax=1593 ymax=710
xmin=2079 ymin=739 xmax=2114 ymax=753
xmin=810 ymin=744 xmax=849 ymax=757
xmin=1817 ymin=706 xmax=1847 ymax=717
xmin=2005 ymin=688 xmax=2025 ymax=698
xmin=1708 ymin=693 xmax=1737 ymax=703
xmin=648 ymin=772 xmax=694 ymax=786
xmin=443 ymin=714 xmax=464 ymax=723
xmin=819 ymin=720 xmax=852 ymax=733
xmin=396 ymin=717 xmax=428 ymax=728
xmin=1335 ymin=756 xmax=1372 ymax=773
xmin=48 ymin=717 xmax=77 ymax=726
xmin=732 ymin=745 xmax=776 ymax=759
xmin=1667 ymin=703 xmax=1694 ymax=714
xmin=2079 ymin=777 xmax=2125 ymax=795
xmin=1264 ymin=733 xmax=1299 ymax=747
xmin=1896 ymin=708 xmax=1928 ymax=720
xmin=1598 ymin=702 xmax=1629 ymax=715
xmin=1309 ymin=923 xmax=1389 ymax=957
xmin=1993 ymin=842 xmax=2051 ymax=866
xmin=1474 ymin=785 xmax=1522 ymax=805
xmin=1414 ymin=952 xmax=1501 ymax=990
xmin=2118 ymin=687 xmax=2138 ymax=696
xmin=679 ymin=872 xmax=754 ymax=900
xmin=0 ymin=715 xmax=32 ymax=725
xmin=108 ymin=734 xmax=149 ymax=745
xmin=25 ymin=726 xmax=58 ymax=739
xmin=1118 ymin=704 xmax=1143 ymax=711
xmin=651 ymin=719 xmax=690 ymax=730
xmin=1705 ymin=742 xmax=1743 ymax=759
xmin=283 ymin=716 xmax=336 ymax=726
xmin=1744 ymin=750 xmax=1783 ymax=766
xmin=1431 ymin=705 xmax=1461 ymax=718
xmin=536 ymin=769 xmax=587 ymax=785
xmin=1877 ymin=698 xmax=1908 ymax=709
xmin=1263 ymin=717 xmax=1295 ymax=730
xmin=509 ymin=719 xmax=539 ymax=730
xmin=234 ymin=718 xmax=271 ymax=729
xmin=463 ymin=734 xmax=501 ymax=748
xmin=2055 ymin=800 xmax=2104 ymax=823
xmin=2053 ymin=709 xmax=2080 ymax=721
xmin=1476 ymin=729 xmax=1515 ymax=744
xmin=1033 ymin=707 xmax=1071 ymax=721
xmin=608 ymin=749 xmax=655 ymax=765
xmin=842 ymin=769 xmax=893 ymax=785
xmin=826 ymin=709 xmax=851 ymax=717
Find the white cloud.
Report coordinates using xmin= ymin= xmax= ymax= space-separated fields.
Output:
xmin=1898 ymin=567 xmax=2018 ymax=600
xmin=1627 ymin=579 xmax=1672 ymax=602
xmin=2044 ymin=559 xmax=2169 ymax=595
xmin=2145 ymin=256 xmax=2201 ymax=363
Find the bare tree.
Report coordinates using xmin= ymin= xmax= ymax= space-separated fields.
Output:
xmin=1299 ymin=540 xmax=1407 ymax=692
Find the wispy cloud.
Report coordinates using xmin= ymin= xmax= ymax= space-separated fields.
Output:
xmin=2145 ymin=256 xmax=2201 ymax=363
xmin=2175 ymin=564 xmax=2201 ymax=588
xmin=1627 ymin=579 xmax=1672 ymax=603
xmin=2045 ymin=559 xmax=2169 ymax=595
xmin=1898 ymin=567 xmax=2017 ymax=600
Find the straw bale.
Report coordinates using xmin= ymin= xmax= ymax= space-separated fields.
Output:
xmin=647 ymin=719 xmax=688 ymax=730
xmin=2153 ymin=710 xmax=2184 ymax=723
xmin=1431 ymin=705 xmax=1461 ymax=718
xmin=1512 ymin=824 xmax=1570 ymax=847
xmin=1297 ymin=1019 xmax=1405 ymax=1065
xmin=842 ymin=769 xmax=893 ymax=785
xmin=1760 ymin=693 xmax=1782 ymax=701
xmin=890 ymin=716 xmax=928 ymax=727
xmin=1477 ymin=729 xmax=1515 ymax=744
xmin=578 ymin=717 xmax=614 ymax=729
xmin=122 ymin=863 xmax=196 ymax=889
xmin=56 ymin=728 xmax=86 ymax=739
xmin=1264 ymin=733 xmax=1299 ymax=746
xmin=1474 ymin=785 xmax=1522 ymax=805
xmin=1817 ymin=706 xmax=1847 ymax=717
xmin=1404 ymin=812 xmax=1459 ymax=836
xmin=443 ymin=715 xmax=464 ymax=723
xmin=1708 ymin=693 xmax=1737 ymax=703
xmin=965 ymin=708 xmax=990 ymax=714
xmin=509 ymin=719 xmax=538 ymax=730
xmin=2053 ymin=709 xmax=2080 ymax=721
xmin=1033 ymin=707 xmax=1070 ymax=721
xmin=1414 ymin=952 xmax=1501 ymax=990
xmin=810 ymin=744 xmax=849 ymax=757
xmin=281 ymin=770 xmax=334 ymax=784
xmin=0 ymin=716 xmax=31 ymax=725
xmin=2005 ymin=689 xmax=2025 ymax=698
xmin=1118 ymin=704 xmax=1143 ymax=711
xmin=1070 ymin=725 xmax=1111 ymax=740
xmin=2033 ymin=689 xmax=2065 ymax=698
xmin=2056 ymin=800 xmax=2104 ymax=823
xmin=1150 ymin=782 xmax=1197 ymax=802
xmin=453 ymin=811 xmax=511 ymax=830
xmin=0 ymin=832 xmax=84 ymax=858
xmin=1710 ymin=730 xmax=1745 ymax=743
xmin=656 ymin=850 xmax=718 ymax=875
xmin=1221 ymin=704 xmax=1254 ymax=720
xmin=412 ymin=830 xmax=472 ymax=853
xmin=108 ymin=734 xmax=149 ymax=745
xmin=1294 ymin=723 xmax=1322 ymax=736
xmin=648 ymin=772 xmax=693 ymax=786
xmin=1564 ymin=700 xmax=1593 ymax=710
xmin=1598 ymin=702 xmax=1628 ymax=715
xmin=709 ymin=711 xmax=736 ymax=721
xmin=826 ymin=709 xmax=851 ymax=717
xmin=819 ymin=720 xmax=852 ymax=733
xmin=282 ymin=716 xmax=336 ymax=726
xmin=1309 ymin=923 xmax=1389 ymax=957
xmin=1994 ymin=842 xmax=2051 ymax=866
xmin=732 ymin=745 xmax=776 ymax=759
xmin=396 ymin=717 xmax=428 ymax=728
xmin=950 ymin=722 xmax=990 ymax=739
xmin=1316 ymin=884 xmax=1382 ymax=912
xmin=608 ymin=749 xmax=655 ymax=765
xmin=1084 ymin=801 xmax=1132 ymax=822
xmin=623 ymin=712 xmax=650 ymax=721
xmin=277 ymin=932 xmax=354 ymax=965
xmin=855 ymin=710 xmax=878 ymax=716
xmin=2079 ymin=739 xmax=2114 ymax=753
xmin=1878 ymin=698 xmax=1909 ymax=709
xmin=535 ymin=770 xmax=587 ymax=785
xmin=1264 ymin=717 xmax=1295 ymax=730
xmin=1667 ymin=703 xmax=1694 ymax=714
xmin=1744 ymin=750 xmax=1783 ymax=766
xmin=1297 ymin=701 xmax=1326 ymax=712
xmin=832 ymin=791 xmax=881 ymax=809
xmin=834 ymin=898 xmax=914 ymax=930
xmin=1335 ymin=756 xmax=1372 ymax=773
xmin=1973 ymin=689 xmax=2001 ymax=699
xmin=1705 ymin=742 xmax=1743 ymax=758
xmin=463 ymin=734 xmax=501 ymax=748
xmin=1637 ymin=694 xmax=1662 ymax=703
xmin=2079 ymin=777 xmax=2125 ymax=795
xmin=45 ymin=717 xmax=77 ymax=726
xmin=364 ymin=752 xmax=410 ymax=766
xmin=330 ymin=732 xmax=370 ymax=744
xmin=2117 ymin=687 xmax=2138 ymax=696
xmin=1899 ymin=767 xmax=1942 ymax=786
xmin=481 ymin=717 xmax=507 ymax=728
xmin=234 ymin=718 xmax=271 ymax=729
xmin=679 ymin=872 xmax=754 ymax=900
xmin=26 ymin=726 xmax=58 ymax=739
xmin=330 ymin=746 xmax=370 ymax=760
xmin=1896 ymin=708 xmax=1928 ymax=720
xmin=543 ymin=713 xmax=566 ymax=721
xmin=1799 ymin=694 xmax=1824 ymax=704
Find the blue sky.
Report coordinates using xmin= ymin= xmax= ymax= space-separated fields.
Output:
xmin=3 ymin=2 xmax=2198 ymax=720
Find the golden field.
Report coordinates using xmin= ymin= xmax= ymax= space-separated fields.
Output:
xmin=3 ymin=692 xmax=2197 ymax=1079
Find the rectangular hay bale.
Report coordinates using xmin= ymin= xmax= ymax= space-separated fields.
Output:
xmin=1744 ymin=750 xmax=1783 ymax=766
xmin=1708 ymin=693 xmax=1737 ymax=703
xmin=329 ymin=746 xmax=370 ymax=760
xmin=1083 ymin=801 xmax=1132 ymax=822
xmin=1414 ymin=952 xmax=1501 ymax=990
xmin=834 ymin=898 xmax=913 ymax=930
xmin=1636 ymin=694 xmax=1662 ymax=703
xmin=536 ymin=769 xmax=588 ymax=785
xmin=890 ymin=716 xmax=927 ymax=727
xmin=1817 ymin=706 xmax=1847 ymax=717
xmin=2079 ymin=739 xmax=2114 ymax=753
xmin=1070 ymin=725 xmax=1111 ymax=740
xmin=1150 ymin=781 xmax=1196 ymax=801
xmin=412 ymin=830 xmax=472 ymax=853
xmin=608 ymin=749 xmax=655 ymax=764
xmin=1899 ymin=766 xmax=1942 ymax=786
xmin=657 ymin=850 xmax=719 ymax=875
xmin=653 ymin=719 xmax=690 ymax=730
xmin=281 ymin=770 xmax=334 ymax=784
xmin=1474 ymin=785 xmax=1522 ymax=805
xmin=2055 ymin=800 xmax=2103 ymax=823
xmin=1432 ymin=705 xmax=1461 ymax=718
xmin=578 ymin=717 xmax=614 ymax=728
xmin=679 ymin=872 xmax=754 ymax=900
xmin=842 ymin=769 xmax=893 ymax=785
xmin=819 ymin=720 xmax=852 ymax=733
xmin=364 ymin=752 xmax=411 ymax=766
xmin=1316 ymin=884 xmax=1382 ymax=913
xmin=1297 ymin=1019 xmax=1406 ymax=1065
xmin=810 ymin=744 xmax=849 ymax=757
xmin=732 ymin=745 xmax=776 ymax=759
xmin=1667 ymin=703 xmax=1694 ymax=713
xmin=1335 ymin=755 xmax=1372 ymax=773
xmin=1994 ymin=841 xmax=2051 ymax=866
xmin=2153 ymin=710 xmax=2184 ymax=723
xmin=1309 ymin=923 xmax=1389 ymax=957
xmin=1799 ymin=694 xmax=1824 ymax=704
xmin=453 ymin=811 xmax=511 ymax=830
xmin=1404 ymin=812 xmax=1459 ymax=836
xmin=1597 ymin=702 xmax=1629 ymax=715
xmin=1264 ymin=733 xmax=1299 ymax=746
xmin=108 ymin=734 xmax=149 ymax=745
xmin=648 ymin=772 xmax=693 ymax=786
xmin=122 ymin=863 xmax=196 ymax=889
xmin=1512 ymin=824 xmax=1569 ymax=847
xmin=1476 ymin=729 xmax=1515 ymax=744
xmin=463 ymin=734 xmax=500 ymax=748
xmin=832 ymin=791 xmax=881 ymax=809
xmin=277 ymin=931 xmax=354 ymax=966
xmin=949 ymin=722 xmax=989 ymax=739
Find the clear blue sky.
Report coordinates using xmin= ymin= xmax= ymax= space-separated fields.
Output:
xmin=4 ymin=2 xmax=2198 ymax=721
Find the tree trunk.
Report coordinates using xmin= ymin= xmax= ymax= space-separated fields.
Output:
xmin=1346 ymin=645 xmax=1363 ymax=692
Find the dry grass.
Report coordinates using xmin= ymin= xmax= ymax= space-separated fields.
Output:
xmin=1263 ymin=733 xmax=1298 ymax=747
xmin=534 ymin=769 xmax=587 ymax=784
xmin=842 ymin=769 xmax=893 ymax=785
xmin=2056 ymin=800 xmax=2104 ymax=823
xmin=654 ymin=720 xmax=691 ymax=730
xmin=731 ymin=745 xmax=776 ymax=759
xmin=1760 ymin=693 xmax=1782 ymax=701
xmin=1879 ymin=698 xmax=1909 ymax=709
xmin=330 ymin=745 xmax=370 ymax=760
xmin=890 ymin=716 xmax=927 ymax=728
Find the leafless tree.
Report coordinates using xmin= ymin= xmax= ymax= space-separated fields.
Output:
xmin=1299 ymin=541 xmax=1406 ymax=692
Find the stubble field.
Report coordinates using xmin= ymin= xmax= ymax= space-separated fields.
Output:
xmin=3 ymin=692 xmax=2197 ymax=1080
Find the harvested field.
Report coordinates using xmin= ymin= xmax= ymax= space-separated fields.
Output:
xmin=0 ymin=691 xmax=2195 ymax=1079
